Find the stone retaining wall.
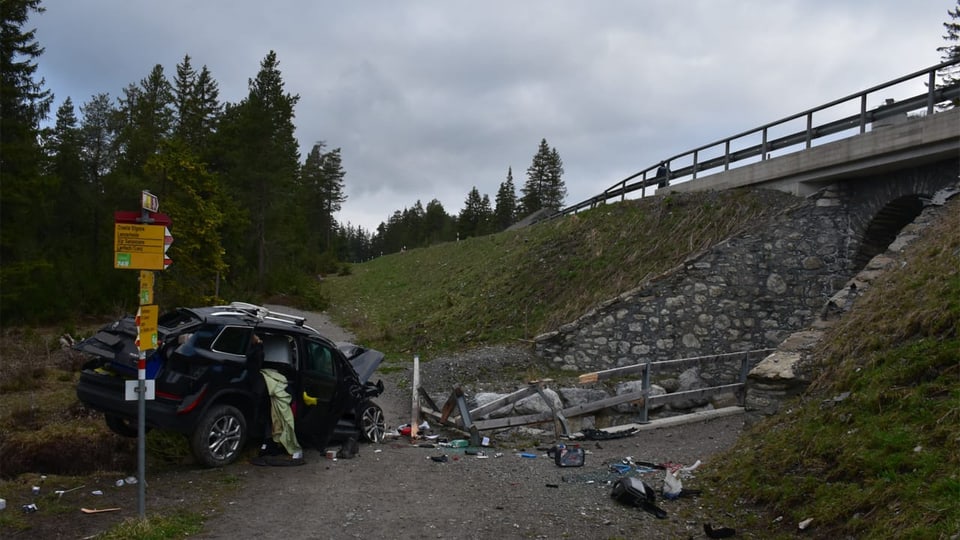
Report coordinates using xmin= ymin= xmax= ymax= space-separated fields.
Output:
xmin=533 ymin=190 xmax=852 ymax=382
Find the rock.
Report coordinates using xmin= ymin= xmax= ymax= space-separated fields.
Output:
xmin=515 ymin=388 xmax=562 ymax=415
xmin=669 ymin=367 xmax=709 ymax=410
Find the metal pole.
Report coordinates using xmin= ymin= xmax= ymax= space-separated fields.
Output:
xmin=137 ymin=351 xmax=146 ymax=518
xmin=639 ymin=359 xmax=651 ymax=424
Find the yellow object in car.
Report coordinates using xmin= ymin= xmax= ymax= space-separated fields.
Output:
xmin=302 ymin=392 xmax=317 ymax=406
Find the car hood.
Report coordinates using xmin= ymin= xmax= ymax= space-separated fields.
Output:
xmin=338 ymin=342 xmax=385 ymax=383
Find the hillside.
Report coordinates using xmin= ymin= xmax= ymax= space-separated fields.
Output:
xmin=324 ymin=189 xmax=959 ymax=538
xmin=323 ymin=189 xmax=799 ymax=359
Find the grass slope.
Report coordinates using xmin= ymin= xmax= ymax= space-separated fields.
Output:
xmin=705 ymin=198 xmax=959 ymax=538
xmin=323 ymin=189 xmax=798 ymax=359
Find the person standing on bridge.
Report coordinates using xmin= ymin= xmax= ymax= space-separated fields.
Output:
xmin=656 ymin=161 xmax=671 ymax=188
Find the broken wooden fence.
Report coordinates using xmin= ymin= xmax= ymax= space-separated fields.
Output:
xmin=418 ymin=349 xmax=774 ymax=441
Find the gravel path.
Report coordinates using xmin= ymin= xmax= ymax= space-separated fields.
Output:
xmin=195 ymin=308 xmax=747 ymax=539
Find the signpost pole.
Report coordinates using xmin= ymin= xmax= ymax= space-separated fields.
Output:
xmin=113 ymin=190 xmax=171 ymax=521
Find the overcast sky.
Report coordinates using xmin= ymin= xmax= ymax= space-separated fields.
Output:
xmin=32 ymin=1 xmax=952 ymax=232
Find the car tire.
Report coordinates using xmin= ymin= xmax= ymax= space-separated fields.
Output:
xmin=105 ymin=415 xmax=142 ymax=438
xmin=190 ymin=404 xmax=247 ymax=467
xmin=358 ymin=400 xmax=385 ymax=443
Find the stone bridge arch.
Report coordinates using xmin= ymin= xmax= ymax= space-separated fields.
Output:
xmin=838 ymin=158 xmax=958 ymax=271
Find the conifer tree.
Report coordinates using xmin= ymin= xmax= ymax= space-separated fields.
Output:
xmin=521 ymin=138 xmax=566 ymax=214
xmin=939 ymin=0 xmax=960 ymax=93
xmin=459 ymin=187 xmax=492 ymax=238
xmin=0 ymin=0 xmax=56 ymax=320
xmin=494 ymin=166 xmax=518 ymax=230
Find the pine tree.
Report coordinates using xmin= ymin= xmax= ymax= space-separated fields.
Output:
xmin=459 ymin=187 xmax=492 ymax=238
xmin=939 ymin=0 xmax=960 ymax=92
xmin=424 ymin=198 xmax=455 ymax=244
xmin=0 ymin=0 xmax=56 ymax=321
xmin=218 ymin=51 xmax=300 ymax=290
xmin=521 ymin=138 xmax=566 ymax=214
xmin=173 ymin=55 xmax=222 ymax=155
xmin=114 ymin=64 xmax=175 ymax=178
xmin=494 ymin=167 xmax=518 ymax=230
xmin=300 ymin=142 xmax=347 ymax=256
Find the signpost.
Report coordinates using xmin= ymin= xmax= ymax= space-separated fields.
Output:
xmin=114 ymin=190 xmax=173 ymax=519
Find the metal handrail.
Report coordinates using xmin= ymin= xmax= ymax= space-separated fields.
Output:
xmin=553 ymin=59 xmax=960 ymax=219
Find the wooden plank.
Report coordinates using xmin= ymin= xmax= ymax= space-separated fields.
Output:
xmin=472 ymin=411 xmax=555 ymax=431
xmin=439 ymin=387 xmax=463 ymax=424
xmin=578 ymin=363 xmax=646 ymax=384
xmin=418 ymin=387 xmax=440 ymax=412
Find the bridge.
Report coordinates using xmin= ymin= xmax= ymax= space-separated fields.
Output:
xmin=534 ymin=60 xmax=959 ymax=382
xmin=559 ymin=60 xmax=960 ymax=214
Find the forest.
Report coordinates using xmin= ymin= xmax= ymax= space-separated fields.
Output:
xmin=0 ymin=1 xmax=567 ymax=323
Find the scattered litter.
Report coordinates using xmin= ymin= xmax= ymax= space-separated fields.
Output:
xmin=373 ymin=449 xmax=383 ymax=453
xmin=54 ymin=486 xmax=85 ymax=499
xmin=31 ymin=486 xmax=40 ymax=495
xmin=475 ymin=452 xmax=489 ymax=459
xmin=0 ymin=498 xmax=6 ymax=511
xmin=575 ymin=427 xmax=638 ymax=441
xmin=609 ymin=463 xmax=632 ymax=475
xmin=662 ymin=470 xmax=683 ymax=499
xmin=430 ymin=455 xmax=448 ymax=463
xmin=114 ymin=480 xmax=124 ymax=488
xmin=494 ymin=452 xmax=504 ymax=458
xmin=518 ymin=452 xmax=538 ymax=459
xmin=704 ymin=523 xmax=736 ymax=538
xmin=545 ymin=483 xmax=559 ymax=488
xmin=610 ymin=477 xmax=666 ymax=519
xmin=821 ymin=391 xmax=851 ymax=409
xmin=81 ymin=507 xmax=120 ymax=514
xmin=22 ymin=503 xmax=38 ymax=513
xmin=124 ymin=476 xmax=137 ymax=485
xmin=798 ymin=517 xmax=814 ymax=530
xmin=91 ymin=491 xmax=103 ymax=496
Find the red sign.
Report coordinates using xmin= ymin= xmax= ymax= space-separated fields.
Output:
xmin=115 ymin=210 xmax=172 ymax=226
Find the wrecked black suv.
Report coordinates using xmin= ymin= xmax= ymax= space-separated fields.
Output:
xmin=75 ymin=302 xmax=386 ymax=467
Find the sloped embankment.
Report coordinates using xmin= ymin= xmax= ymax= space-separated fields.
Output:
xmin=325 ymin=189 xmax=800 ymax=358
xmin=704 ymin=196 xmax=960 ymax=538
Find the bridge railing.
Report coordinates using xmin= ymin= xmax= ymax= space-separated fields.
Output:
xmin=555 ymin=59 xmax=960 ymax=219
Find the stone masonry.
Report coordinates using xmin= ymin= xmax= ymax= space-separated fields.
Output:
xmin=533 ymin=189 xmax=853 ymax=385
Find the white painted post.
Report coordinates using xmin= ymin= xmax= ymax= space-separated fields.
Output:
xmin=410 ymin=355 xmax=420 ymax=439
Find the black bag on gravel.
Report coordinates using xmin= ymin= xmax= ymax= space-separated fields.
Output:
xmin=610 ymin=477 xmax=667 ymax=519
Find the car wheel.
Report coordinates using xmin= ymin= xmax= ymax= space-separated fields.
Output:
xmin=358 ymin=400 xmax=385 ymax=443
xmin=105 ymin=415 xmax=141 ymax=438
xmin=190 ymin=404 xmax=247 ymax=467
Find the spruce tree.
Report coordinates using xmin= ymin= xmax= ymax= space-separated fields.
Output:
xmin=521 ymin=138 xmax=566 ymax=214
xmin=0 ymin=0 xmax=56 ymax=321
xmin=494 ymin=166 xmax=518 ymax=230
xmin=939 ymin=0 xmax=960 ymax=92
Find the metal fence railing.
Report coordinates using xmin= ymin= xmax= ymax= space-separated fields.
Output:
xmin=554 ymin=60 xmax=960 ymax=219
